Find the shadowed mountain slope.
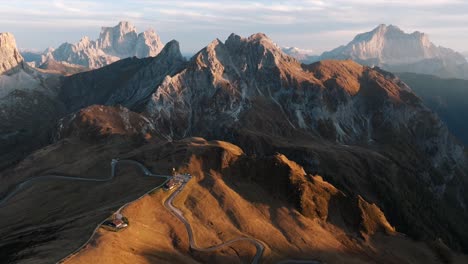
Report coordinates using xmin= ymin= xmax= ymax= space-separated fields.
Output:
xmin=397 ymin=72 xmax=468 ymax=145
xmin=1 ymin=31 xmax=468 ymax=263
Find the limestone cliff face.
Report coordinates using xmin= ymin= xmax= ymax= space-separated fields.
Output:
xmin=46 ymin=21 xmax=164 ymax=69
xmin=318 ymin=24 xmax=468 ymax=79
xmin=0 ymin=33 xmax=23 ymax=75
xmin=135 ymin=29 xmax=163 ymax=58
xmin=320 ymin=24 xmax=466 ymax=65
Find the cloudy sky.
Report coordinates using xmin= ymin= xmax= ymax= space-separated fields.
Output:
xmin=1 ymin=0 xmax=467 ymax=54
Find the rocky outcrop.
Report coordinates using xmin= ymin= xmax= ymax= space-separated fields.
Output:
xmin=135 ymin=29 xmax=163 ymax=58
xmin=0 ymin=33 xmax=23 ymax=75
xmin=38 ymin=58 xmax=87 ymax=76
xmin=318 ymin=24 xmax=468 ymax=79
xmin=55 ymin=105 xmax=156 ymax=141
xmin=44 ymin=21 xmax=164 ymax=69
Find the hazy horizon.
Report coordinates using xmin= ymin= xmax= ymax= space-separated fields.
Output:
xmin=1 ymin=0 xmax=468 ymax=54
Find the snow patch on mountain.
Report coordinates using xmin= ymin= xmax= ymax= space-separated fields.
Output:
xmin=282 ymin=46 xmax=318 ymax=63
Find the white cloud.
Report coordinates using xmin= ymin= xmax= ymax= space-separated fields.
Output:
xmin=333 ymin=0 xmax=464 ymax=6
xmin=54 ymin=0 xmax=82 ymax=13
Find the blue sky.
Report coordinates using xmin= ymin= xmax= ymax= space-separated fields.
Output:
xmin=1 ymin=0 xmax=467 ymax=54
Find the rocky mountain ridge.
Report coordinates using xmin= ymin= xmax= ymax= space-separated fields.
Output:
xmin=0 ymin=32 xmax=64 ymax=169
xmin=59 ymin=39 xmax=186 ymax=113
xmin=317 ymin=24 xmax=468 ymax=79
xmin=39 ymin=21 xmax=164 ymax=69
xmin=147 ymin=33 xmax=463 ymax=164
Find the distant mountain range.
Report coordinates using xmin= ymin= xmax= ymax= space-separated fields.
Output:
xmin=285 ymin=24 xmax=468 ymax=80
xmin=23 ymin=21 xmax=164 ymax=70
xmin=313 ymin=24 xmax=468 ymax=80
xmin=21 ymin=23 xmax=468 ymax=80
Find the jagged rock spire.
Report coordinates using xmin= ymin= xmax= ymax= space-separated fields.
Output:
xmin=0 ymin=32 xmax=23 ymax=75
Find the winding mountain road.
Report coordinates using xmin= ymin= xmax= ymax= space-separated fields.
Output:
xmin=164 ymin=178 xmax=265 ymax=264
xmin=0 ymin=159 xmax=171 ymax=264
xmin=164 ymin=176 xmax=321 ymax=264
xmin=56 ymin=159 xmax=172 ymax=263
xmin=1 ymin=158 xmax=320 ymax=264
xmin=0 ymin=159 xmax=170 ymax=208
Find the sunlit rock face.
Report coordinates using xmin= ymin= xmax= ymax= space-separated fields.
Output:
xmin=0 ymin=32 xmax=23 ymax=75
xmin=46 ymin=21 xmax=164 ymax=69
xmin=319 ymin=24 xmax=468 ymax=79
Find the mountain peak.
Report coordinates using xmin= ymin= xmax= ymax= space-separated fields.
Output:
xmin=0 ymin=32 xmax=23 ymax=75
xmin=158 ymin=39 xmax=183 ymax=61
xmin=99 ymin=21 xmax=137 ymax=42
xmin=135 ymin=27 xmax=163 ymax=58
xmin=43 ymin=22 xmax=164 ymax=69
xmin=320 ymin=24 xmax=467 ymax=66
xmin=0 ymin=32 xmax=14 ymax=39
xmin=225 ymin=32 xmax=273 ymax=46
xmin=373 ymin=24 xmax=401 ymax=32
xmin=248 ymin=32 xmax=270 ymax=41
xmin=226 ymin=33 xmax=242 ymax=44
xmin=319 ymin=24 xmax=468 ymax=78
xmin=115 ymin=21 xmax=136 ymax=33
xmin=352 ymin=24 xmax=404 ymax=43
xmin=76 ymin=36 xmax=91 ymax=48
xmin=224 ymin=32 xmax=281 ymax=56
xmin=206 ymin=38 xmax=223 ymax=49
